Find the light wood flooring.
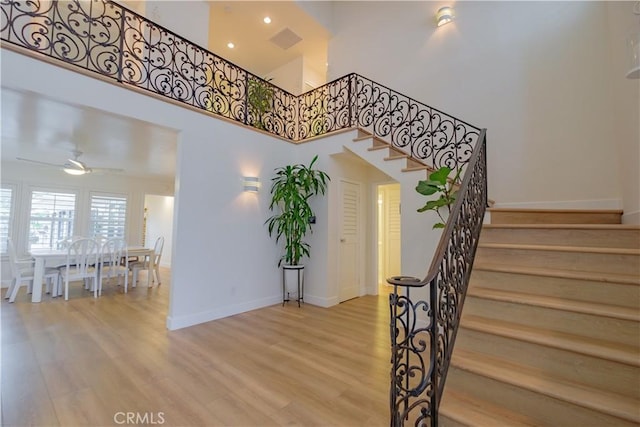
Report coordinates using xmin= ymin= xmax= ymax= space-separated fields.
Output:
xmin=1 ymin=269 xmax=392 ymax=426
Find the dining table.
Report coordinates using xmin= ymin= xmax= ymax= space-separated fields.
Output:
xmin=29 ymin=246 xmax=154 ymax=303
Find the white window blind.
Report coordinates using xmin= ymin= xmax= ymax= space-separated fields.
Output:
xmin=0 ymin=187 xmax=13 ymax=253
xmin=29 ymin=190 xmax=76 ymax=250
xmin=90 ymin=194 xmax=127 ymax=240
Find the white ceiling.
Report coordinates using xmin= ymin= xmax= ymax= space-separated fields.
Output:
xmin=0 ymin=88 xmax=179 ymax=180
xmin=0 ymin=1 xmax=331 ymax=181
xmin=208 ymin=1 xmax=331 ymax=79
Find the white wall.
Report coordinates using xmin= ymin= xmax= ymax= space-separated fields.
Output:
xmin=2 ymin=47 xmax=449 ymax=329
xmin=143 ymin=1 xmax=211 ymax=49
xmin=268 ymin=56 xmax=304 ymax=95
xmin=328 ymin=1 xmax=627 ymax=211
xmin=144 ymin=194 xmax=174 ymax=267
xmin=606 ymin=2 xmax=640 ymax=224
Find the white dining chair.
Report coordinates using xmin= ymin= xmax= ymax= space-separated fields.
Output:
xmin=130 ymin=236 xmax=164 ymax=287
xmin=99 ymin=238 xmax=129 ymax=295
xmin=5 ymin=238 xmax=58 ymax=303
xmin=55 ymin=238 xmax=99 ymax=300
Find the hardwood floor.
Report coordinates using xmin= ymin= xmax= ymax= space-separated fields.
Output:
xmin=1 ymin=269 xmax=391 ymax=426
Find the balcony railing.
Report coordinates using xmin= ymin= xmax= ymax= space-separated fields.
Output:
xmin=1 ymin=0 xmax=481 ymax=172
xmin=1 ymin=2 xmax=488 ymax=425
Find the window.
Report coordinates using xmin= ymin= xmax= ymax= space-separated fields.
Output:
xmin=0 ymin=186 xmax=14 ymax=253
xmin=90 ymin=193 xmax=127 ymax=240
xmin=28 ymin=190 xmax=76 ymax=250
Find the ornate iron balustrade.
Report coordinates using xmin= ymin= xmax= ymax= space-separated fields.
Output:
xmin=388 ymin=129 xmax=488 ymax=426
xmin=1 ymin=0 xmax=481 ymax=173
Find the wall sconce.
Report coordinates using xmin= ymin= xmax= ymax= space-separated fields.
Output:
xmin=436 ymin=6 xmax=455 ymax=27
xmin=243 ymin=176 xmax=260 ymax=192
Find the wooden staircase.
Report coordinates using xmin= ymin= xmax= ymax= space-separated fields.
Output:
xmin=440 ymin=208 xmax=640 ymax=426
xmin=353 ymin=130 xmax=434 ymax=174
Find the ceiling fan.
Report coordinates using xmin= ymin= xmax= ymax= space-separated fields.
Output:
xmin=16 ymin=150 xmax=124 ymax=175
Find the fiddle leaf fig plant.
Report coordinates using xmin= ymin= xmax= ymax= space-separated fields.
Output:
xmin=266 ymin=155 xmax=330 ymax=267
xmin=416 ymin=166 xmax=463 ymax=229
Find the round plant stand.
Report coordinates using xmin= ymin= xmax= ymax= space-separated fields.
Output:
xmin=282 ymin=264 xmax=304 ymax=307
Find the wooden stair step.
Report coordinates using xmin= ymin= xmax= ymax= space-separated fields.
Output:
xmin=384 ymin=152 xmax=408 ymax=161
xmin=401 ymin=165 xmax=429 ymax=172
xmin=451 ymin=349 xmax=640 ymax=424
xmin=367 ymin=144 xmax=389 ymax=152
xmin=456 ymin=324 xmax=640 ymax=398
xmin=461 ymin=314 xmax=640 ymax=367
xmin=488 ymin=208 xmax=623 ymax=224
xmin=475 ymin=243 xmax=640 ymax=275
xmin=473 ymin=262 xmax=640 ymax=285
xmin=471 ymin=265 xmax=640 ymax=309
xmin=440 ymin=389 xmax=538 ymax=427
xmin=469 ymin=287 xmax=640 ymax=322
xmin=464 ymin=292 xmax=639 ymax=346
xmin=480 ymin=224 xmax=640 ymax=249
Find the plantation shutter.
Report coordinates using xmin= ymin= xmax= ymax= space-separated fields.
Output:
xmin=90 ymin=194 xmax=127 ymax=240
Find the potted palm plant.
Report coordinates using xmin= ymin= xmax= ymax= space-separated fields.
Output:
xmin=266 ymin=155 xmax=330 ymax=304
xmin=247 ymin=76 xmax=274 ymax=130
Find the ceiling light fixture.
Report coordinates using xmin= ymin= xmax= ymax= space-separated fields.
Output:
xmin=263 ymin=16 xmax=271 ymax=24
xmin=227 ymin=42 xmax=235 ymax=49
xmin=63 ymin=167 xmax=86 ymax=176
xmin=436 ymin=6 xmax=455 ymax=27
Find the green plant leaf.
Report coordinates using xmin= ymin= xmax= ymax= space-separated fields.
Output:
xmin=428 ymin=167 xmax=451 ymax=185
xmin=415 ymin=180 xmax=440 ymax=196
xmin=433 ymin=222 xmax=446 ymax=229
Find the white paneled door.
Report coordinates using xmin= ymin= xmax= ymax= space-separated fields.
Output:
xmin=338 ymin=180 xmax=361 ymax=302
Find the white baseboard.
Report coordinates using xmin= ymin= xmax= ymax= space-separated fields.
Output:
xmin=166 ymin=295 xmax=281 ymax=330
xmin=622 ymin=210 xmax=640 ymax=224
xmin=492 ymin=198 xmax=622 ymax=210
xmin=304 ymin=294 xmax=339 ymax=307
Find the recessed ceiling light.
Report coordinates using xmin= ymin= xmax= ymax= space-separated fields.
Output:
xmin=263 ymin=16 xmax=271 ymax=24
xmin=227 ymin=42 xmax=235 ymax=49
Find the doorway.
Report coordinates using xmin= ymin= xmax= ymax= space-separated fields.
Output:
xmin=143 ymin=194 xmax=174 ymax=268
xmin=377 ymin=183 xmax=401 ymax=295
xmin=338 ymin=179 xmax=362 ymax=302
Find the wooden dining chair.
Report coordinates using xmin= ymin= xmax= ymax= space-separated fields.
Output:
xmin=99 ymin=238 xmax=129 ymax=295
xmin=5 ymin=238 xmax=58 ymax=303
xmin=55 ymin=238 xmax=99 ymax=300
xmin=130 ymin=236 xmax=164 ymax=287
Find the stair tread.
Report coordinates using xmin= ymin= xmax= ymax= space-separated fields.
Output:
xmin=440 ymin=390 xmax=538 ymax=427
xmin=473 ymin=262 xmax=640 ymax=285
xmin=469 ymin=287 xmax=640 ymax=321
xmin=367 ymin=144 xmax=389 ymax=151
xmin=384 ymin=154 xmax=408 ymax=160
xmin=452 ymin=349 xmax=640 ymax=423
xmin=489 ymin=208 xmax=624 ymax=214
xmin=478 ymin=242 xmax=640 ymax=255
xmin=401 ymin=165 xmax=429 ymax=172
xmin=483 ymin=223 xmax=640 ymax=231
xmin=462 ymin=315 xmax=640 ymax=366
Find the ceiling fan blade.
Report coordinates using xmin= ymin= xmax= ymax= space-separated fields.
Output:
xmin=16 ymin=157 xmax=63 ymax=168
xmin=90 ymin=167 xmax=125 ymax=174
xmin=67 ymin=158 xmax=86 ymax=170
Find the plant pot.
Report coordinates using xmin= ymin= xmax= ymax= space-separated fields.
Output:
xmin=282 ymin=264 xmax=304 ymax=307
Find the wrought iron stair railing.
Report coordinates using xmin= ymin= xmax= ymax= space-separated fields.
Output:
xmin=388 ymin=129 xmax=487 ymax=426
xmin=1 ymin=2 xmax=488 ymax=425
